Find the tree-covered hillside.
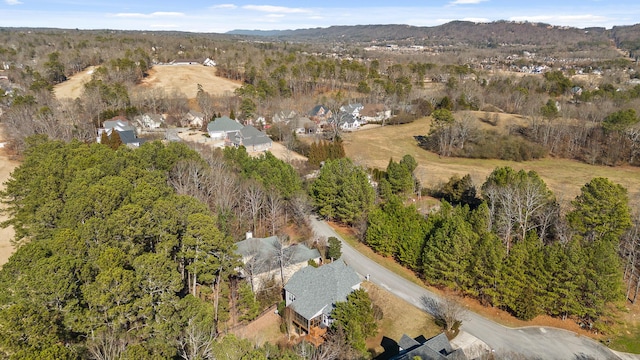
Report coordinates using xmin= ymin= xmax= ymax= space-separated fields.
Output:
xmin=0 ymin=137 xmax=291 ymax=359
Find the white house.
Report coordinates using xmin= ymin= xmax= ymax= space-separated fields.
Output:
xmin=134 ymin=113 xmax=164 ymax=129
xmin=207 ymin=116 xmax=244 ymax=140
xmin=182 ymin=110 xmax=205 ymax=128
xmin=340 ymin=103 xmax=364 ymax=118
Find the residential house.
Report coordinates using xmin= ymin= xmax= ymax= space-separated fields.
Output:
xmin=171 ymin=59 xmax=202 ymax=65
xmin=331 ymin=112 xmax=362 ymax=130
xmin=340 ymin=103 xmax=364 ymax=119
xmin=203 ymin=58 xmax=217 ymax=67
xmin=228 ymin=125 xmax=273 ymax=151
xmin=390 ymin=333 xmax=468 ymax=360
xmin=183 ymin=110 xmax=206 ymax=128
xmin=290 ymin=116 xmax=317 ymax=134
xmin=284 ymin=259 xmax=361 ymax=335
xmin=360 ymin=103 xmax=391 ymax=123
xmin=273 ymin=110 xmax=297 ymax=124
xmin=97 ymin=117 xmax=135 ymax=142
xmin=207 ymin=116 xmax=244 ymax=140
xmin=134 ymin=113 xmax=164 ymax=129
xmin=308 ymin=105 xmax=332 ymax=125
xmin=97 ymin=117 xmax=144 ymax=148
xmin=117 ymin=129 xmax=145 ymax=148
xmin=235 ymin=235 xmax=321 ymax=291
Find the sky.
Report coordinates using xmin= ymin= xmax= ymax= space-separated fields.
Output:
xmin=1 ymin=0 xmax=640 ymax=33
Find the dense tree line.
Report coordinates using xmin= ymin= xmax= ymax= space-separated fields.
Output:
xmin=0 ymin=137 xmax=246 ymax=358
xmin=309 ymin=158 xmax=375 ymax=226
xmin=365 ymin=165 xmax=633 ymax=331
xmin=0 ymin=137 xmax=356 ymax=359
xmin=307 ymin=140 xmax=346 ymax=168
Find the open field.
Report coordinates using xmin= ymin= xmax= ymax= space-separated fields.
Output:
xmin=54 ymin=65 xmax=242 ymax=100
xmin=139 ymin=65 xmax=241 ymax=99
xmin=342 ymin=114 xmax=640 ymax=201
xmin=54 ymin=66 xmax=97 ymax=99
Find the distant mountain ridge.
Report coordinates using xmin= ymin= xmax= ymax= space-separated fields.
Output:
xmin=228 ymin=21 xmax=640 ymax=52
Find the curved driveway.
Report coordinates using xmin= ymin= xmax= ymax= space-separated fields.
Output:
xmin=309 ymin=216 xmax=638 ymax=360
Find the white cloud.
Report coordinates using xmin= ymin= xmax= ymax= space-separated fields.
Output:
xmin=113 ymin=12 xmax=185 ymax=18
xmin=450 ymin=0 xmax=487 ymax=4
xmin=266 ymin=14 xmax=285 ymax=18
xmin=509 ymin=14 xmax=608 ymax=26
xmin=5 ymin=0 xmax=23 ymax=5
xmin=462 ymin=17 xmax=490 ymax=23
xmin=242 ymin=5 xmax=310 ymax=14
xmin=210 ymin=4 xmax=237 ymax=9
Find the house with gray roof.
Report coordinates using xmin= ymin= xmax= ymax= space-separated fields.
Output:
xmin=235 ymin=235 xmax=321 ymax=292
xmin=228 ymin=125 xmax=273 ymax=152
xmin=340 ymin=103 xmax=364 ymax=118
xmin=117 ymin=129 xmax=145 ymax=148
xmin=207 ymin=116 xmax=244 ymax=140
xmin=330 ymin=112 xmax=362 ymax=130
xmin=308 ymin=105 xmax=332 ymax=124
xmin=391 ymin=333 xmax=467 ymax=360
xmin=284 ymin=259 xmax=361 ymax=334
xmin=289 ymin=116 xmax=317 ymax=134
xmin=97 ymin=117 xmax=143 ymax=147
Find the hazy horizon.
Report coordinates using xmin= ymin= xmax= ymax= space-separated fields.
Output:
xmin=1 ymin=0 xmax=639 ymax=34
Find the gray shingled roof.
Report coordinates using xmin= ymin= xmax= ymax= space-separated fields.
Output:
xmin=207 ymin=116 xmax=243 ymax=132
xmin=284 ymin=259 xmax=361 ymax=320
xmin=103 ymin=119 xmax=135 ymax=132
xmin=235 ymin=236 xmax=320 ymax=275
xmin=392 ymin=333 xmax=468 ymax=360
xmin=117 ymin=130 xmax=144 ymax=145
xmin=230 ymin=125 xmax=272 ymax=147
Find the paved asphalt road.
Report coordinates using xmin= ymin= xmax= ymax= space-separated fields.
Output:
xmin=309 ymin=216 xmax=640 ymax=360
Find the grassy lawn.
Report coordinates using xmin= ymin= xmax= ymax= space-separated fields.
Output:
xmin=341 ymin=114 xmax=640 ymax=353
xmin=609 ymin=301 xmax=640 ymax=353
xmin=342 ymin=114 xmax=640 ymax=201
xmin=610 ymin=328 xmax=640 ymax=354
xmin=364 ymin=282 xmax=441 ymax=359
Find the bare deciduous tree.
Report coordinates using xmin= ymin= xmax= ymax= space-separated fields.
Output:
xmin=421 ymin=295 xmax=467 ymax=333
xmin=87 ymin=328 xmax=128 ymax=360
xmin=178 ymin=317 xmax=216 ymax=360
xmin=243 ymin=181 xmax=265 ymax=234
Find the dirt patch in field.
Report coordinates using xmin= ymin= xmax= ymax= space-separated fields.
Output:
xmin=342 ymin=114 xmax=640 ymax=201
xmin=139 ymin=65 xmax=241 ymax=99
xmin=54 ymin=65 xmax=242 ymax=100
xmin=53 ymin=66 xmax=97 ymax=99
xmin=0 ymin=126 xmax=20 ymax=268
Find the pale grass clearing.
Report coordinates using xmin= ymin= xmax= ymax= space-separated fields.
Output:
xmin=343 ymin=114 xmax=640 ymax=201
xmin=139 ymin=65 xmax=241 ymax=98
xmin=53 ymin=66 xmax=97 ymax=99
xmin=54 ymin=65 xmax=242 ymax=100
